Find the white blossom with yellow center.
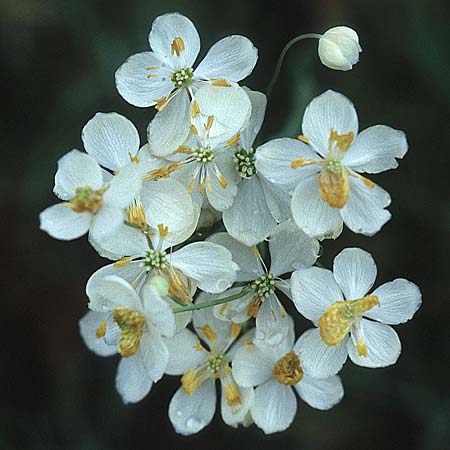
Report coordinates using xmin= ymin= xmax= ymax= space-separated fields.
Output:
xmin=291 ymin=248 xmax=422 ymax=378
xmin=255 ymin=90 xmax=409 ymax=239
xmin=232 ymin=317 xmax=344 ymax=434
xmin=166 ymin=297 xmax=254 ymax=435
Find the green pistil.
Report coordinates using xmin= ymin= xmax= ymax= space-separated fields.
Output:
xmin=141 ymin=250 xmax=167 ymax=271
xmin=252 ymin=274 xmax=276 ymax=297
xmin=193 ymin=147 xmax=214 ymax=163
xmin=234 ymin=148 xmax=256 ymax=178
xmin=171 ymin=67 xmax=194 ymax=88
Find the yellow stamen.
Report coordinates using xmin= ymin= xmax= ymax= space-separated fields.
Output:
xmin=290 ymin=158 xmax=317 ymax=170
xmin=128 ymin=152 xmax=140 ymax=163
xmin=297 ymin=134 xmax=310 ymax=144
xmin=206 ymin=115 xmax=214 ymax=130
xmin=211 ymin=78 xmax=231 ymax=87
xmin=114 ymin=256 xmax=133 ymax=268
xmin=191 ymin=100 xmax=200 ymax=119
xmin=224 ymin=380 xmax=242 ymax=412
xmin=126 ymin=201 xmax=148 ymax=230
xmin=329 ymin=130 xmax=354 ymax=152
xmin=218 ymin=175 xmax=228 ymax=189
xmin=96 ymin=320 xmax=107 ymax=338
xmin=252 ymin=245 xmax=261 ymax=259
xmin=177 ymin=145 xmax=192 ymax=154
xmin=318 ymin=166 xmax=350 ymax=208
xmin=188 ymin=178 xmax=196 ymax=194
xmin=247 ymin=296 xmax=262 ymax=318
xmin=166 ymin=268 xmax=193 ymax=304
xmin=206 ymin=175 xmax=213 ymax=193
xmin=193 ymin=340 xmax=205 ymax=352
xmin=113 ymin=307 xmax=146 ymax=357
xmin=273 ymin=351 xmax=303 ymax=385
xmin=155 ymin=96 xmax=169 ymax=111
xmin=244 ymin=338 xmax=254 ymax=346
xmin=226 ymin=133 xmax=240 ymax=147
xmin=356 ymin=338 xmax=368 ymax=357
xmin=198 ymin=324 xmax=217 ymax=342
xmin=157 ymin=223 xmax=169 ymax=237
xmin=190 ymin=124 xmax=199 ymax=135
xmin=66 ymin=186 xmax=105 ymax=214
xmin=144 ymin=163 xmax=181 ymax=181
xmin=170 ymin=37 xmax=185 ymax=56
xmin=181 ymin=367 xmax=207 ymax=395
xmin=229 ymin=322 xmax=241 ymax=340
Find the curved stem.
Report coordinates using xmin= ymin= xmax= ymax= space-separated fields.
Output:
xmin=266 ymin=33 xmax=322 ymax=98
xmin=173 ymin=286 xmax=252 ymax=314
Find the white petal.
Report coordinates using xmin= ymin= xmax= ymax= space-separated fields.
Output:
xmin=82 ymin=113 xmax=140 ymax=171
xmin=240 ymin=88 xmax=267 ymax=150
xmin=333 ymin=247 xmax=377 ymax=299
xmin=205 ymin=161 xmax=238 ymax=212
xmin=207 ymin=232 xmax=261 ymax=282
xmin=232 ymin=342 xmax=276 ymax=387
xmin=86 ymin=261 xmax=144 ymax=287
xmin=259 ymin=175 xmax=292 ymax=223
xmin=168 ymin=379 xmax=216 ymax=436
xmin=147 ymin=91 xmax=191 ymax=157
xmin=115 ymin=52 xmax=173 ymax=107
xmin=295 ymin=328 xmax=348 ymax=378
xmin=164 ymin=329 xmax=207 ymax=375
xmin=295 ymin=374 xmax=344 ymax=410
xmin=170 ymin=242 xmax=238 ymax=293
xmin=79 ymin=311 xmax=117 ymax=357
xmin=87 ymin=274 xmax=141 ymax=313
xmin=149 ymin=12 xmax=200 ymax=67
xmin=223 ymin=176 xmax=277 ymax=247
xmin=89 ymin=205 xmax=124 ymax=243
xmin=291 ymin=267 xmax=343 ymax=324
xmin=343 ymin=125 xmax=408 ymax=174
xmin=365 ymin=279 xmax=422 ymax=325
xmin=341 ymin=176 xmax=391 ymax=236
xmin=115 ymin=352 xmax=153 ymax=404
xmin=40 ymin=203 xmax=91 ymax=240
xmin=269 ymin=221 xmax=320 ymax=277
xmin=195 ymin=35 xmax=257 ymax=82
xmin=220 ymin=376 xmax=254 ymax=427
xmin=348 ymin=319 xmax=401 ymax=368
xmin=251 ymin=379 xmax=297 ymax=434
xmin=139 ymin=326 xmax=169 ymax=381
xmin=213 ymin=288 xmax=254 ymax=324
xmin=256 ymin=295 xmax=291 ymax=347
xmin=54 ymin=149 xmax=103 ymax=200
xmin=291 ymin=174 xmax=343 ymax=239
xmin=302 ymin=90 xmax=358 ymax=157
xmin=255 ymin=138 xmax=319 ymax=191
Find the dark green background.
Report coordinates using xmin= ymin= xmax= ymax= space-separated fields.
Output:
xmin=2 ymin=0 xmax=449 ymax=449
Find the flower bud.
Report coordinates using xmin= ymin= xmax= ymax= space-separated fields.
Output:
xmin=318 ymin=26 xmax=362 ymax=71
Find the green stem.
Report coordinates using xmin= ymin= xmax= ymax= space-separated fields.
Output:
xmin=173 ymin=286 xmax=252 ymax=314
xmin=266 ymin=33 xmax=322 ymax=98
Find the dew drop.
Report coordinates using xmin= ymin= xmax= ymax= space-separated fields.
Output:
xmin=186 ymin=416 xmax=206 ymax=431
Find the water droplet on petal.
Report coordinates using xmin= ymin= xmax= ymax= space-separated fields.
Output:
xmin=186 ymin=416 xmax=206 ymax=431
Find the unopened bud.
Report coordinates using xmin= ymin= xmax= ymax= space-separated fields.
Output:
xmin=318 ymin=26 xmax=362 ymax=71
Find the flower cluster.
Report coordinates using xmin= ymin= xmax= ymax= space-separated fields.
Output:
xmin=40 ymin=13 xmax=421 ymax=436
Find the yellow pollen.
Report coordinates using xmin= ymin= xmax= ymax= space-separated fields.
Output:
xmin=146 ymin=66 xmax=159 ymax=78
xmin=206 ymin=175 xmax=213 ymax=193
xmin=252 ymin=245 xmax=261 ymax=258
xmin=157 ymin=223 xmax=169 ymax=237
xmin=129 ymin=152 xmax=140 ymax=164
xmin=114 ymin=256 xmax=133 ymax=268
xmin=199 ymin=179 xmax=206 ymax=195
xmin=229 ymin=322 xmax=241 ymax=340
xmin=297 ymin=134 xmax=310 ymax=144
xmin=356 ymin=338 xmax=368 ymax=357
xmin=177 ymin=145 xmax=192 ymax=154
xmin=206 ymin=115 xmax=214 ymax=130
xmin=191 ymin=100 xmax=200 ymax=118
xmin=181 ymin=368 xmax=207 ymax=395
xmin=247 ymin=296 xmax=262 ymax=318
xmin=188 ymin=178 xmax=196 ymax=194
xmin=218 ymin=175 xmax=228 ymax=189
xmin=66 ymin=186 xmax=105 ymax=214
xmin=155 ymin=96 xmax=169 ymax=111
xmin=193 ymin=340 xmax=205 ymax=351
xmin=244 ymin=338 xmax=254 ymax=346
xmin=166 ymin=268 xmax=193 ymax=304
xmin=96 ymin=320 xmax=107 ymax=338
xmin=279 ymin=304 xmax=287 ymax=318
xmin=318 ymin=166 xmax=349 ymax=208
xmin=198 ymin=324 xmax=217 ymax=342
xmin=190 ymin=124 xmax=199 ymax=135
xmin=144 ymin=163 xmax=181 ymax=181
xmin=170 ymin=37 xmax=185 ymax=56
xmin=330 ymin=129 xmax=354 ymax=152
xmin=273 ymin=351 xmax=303 ymax=385
xmin=227 ymin=133 xmax=240 ymax=146
xmin=113 ymin=307 xmax=146 ymax=357
xmin=290 ymin=158 xmax=317 ymax=170
xmin=319 ymin=295 xmax=379 ymax=346
xmin=126 ymin=201 xmax=148 ymax=230
xmin=219 ymin=304 xmax=228 ymax=317
xmin=211 ymin=78 xmax=231 ymax=87
xmin=224 ymin=380 xmax=242 ymax=412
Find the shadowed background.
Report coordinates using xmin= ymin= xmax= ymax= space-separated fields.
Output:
xmin=2 ymin=0 xmax=449 ymax=449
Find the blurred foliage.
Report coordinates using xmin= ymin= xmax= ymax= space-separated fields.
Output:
xmin=2 ymin=0 xmax=450 ymax=449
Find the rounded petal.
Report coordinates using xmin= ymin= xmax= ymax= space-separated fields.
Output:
xmin=149 ymin=12 xmax=200 ymax=67
xmin=302 ymin=90 xmax=358 ymax=157
xmin=240 ymin=88 xmax=267 ymax=150
xmin=89 ymin=205 xmax=124 ymax=243
xmin=251 ymin=379 xmax=297 ymax=434
xmin=168 ymin=379 xmax=216 ymax=436
xmin=79 ymin=311 xmax=117 ymax=357
xmin=340 ymin=177 xmax=391 ymax=236
xmin=343 ymin=125 xmax=408 ymax=174
xmin=295 ymin=328 xmax=348 ymax=378
xmin=291 ymin=174 xmax=343 ymax=239
xmin=255 ymin=138 xmax=319 ymax=192
xmin=348 ymin=320 xmax=401 ymax=368
xmin=164 ymin=329 xmax=207 ymax=375
xmin=365 ymin=279 xmax=422 ymax=325
xmin=115 ymin=352 xmax=153 ymax=404
xmin=269 ymin=221 xmax=320 ymax=277
xmin=259 ymin=175 xmax=292 ymax=223
xmin=213 ymin=288 xmax=254 ymax=324
xmin=223 ymin=176 xmax=277 ymax=247
xmin=139 ymin=327 xmax=169 ymax=381
xmin=170 ymin=242 xmax=238 ymax=293
xmin=291 ymin=267 xmax=343 ymax=324
xmin=256 ymin=295 xmax=291 ymax=347
xmin=333 ymin=247 xmax=377 ymax=299
xmin=147 ymin=91 xmax=191 ymax=157
xmin=195 ymin=35 xmax=257 ymax=82
xmin=115 ymin=52 xmax=173 ymax=107
xmin=295 ymin=374 xmax=344 ymax=410
xmin=54 ymin=149 xmax=103 ymax=200
xmin=220 ymin=377 xmax=254 ymax=427
xmin=82 ymin=112 xmax=140 ymax=171
xmin=86 ymin=261 xmax=144 ymax=287
xmin=40 ymin=203 xmax=91 ymax=240
xmin=205 ymin=161 xmax=238 ymax=212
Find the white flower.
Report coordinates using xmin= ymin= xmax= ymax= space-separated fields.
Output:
xmin=80 ymin=275 xmax=176 ymax=403
xmin=208 ymin=222 xmax=319 ymax=344
xmin=255 ymin=90 xmax=409 ymax=238
xmin=167 ymin=299 xmax=254 ymax=435
xmin=291 ymin=248 xmax=422 ymax=378
xmin=318 ymin=26 xmax=362 ymax=71
xmin=223 ymin=88 xmax=292 ymax=246
xmin=232 ymin=317 xmax=344 ymax=434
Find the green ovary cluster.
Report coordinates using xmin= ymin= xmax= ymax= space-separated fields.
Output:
xmin=326 ymin=159 xmax=342 ymax=174
xmin=253 ymin=274 xmax=276 ymax=297
xmin=207 ymin=353 xmax=225 ymax=374
xmin=171 ymin=67 xmax=194 ymax=88
xmin=142 ymin=249 xmax=167 ymax=271
xmin=193 ymin=147 xmax=215 ymax=163
xmin=234 ymin=148 xmax=256 ymax=178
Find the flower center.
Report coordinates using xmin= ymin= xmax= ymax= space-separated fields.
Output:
xmin=234 ymin=148 xmax=256 ymax=178
xmin=252 ymin=274 xmax=276 ymax=297
xmin=273 ymin=351 xmax=303 ymax=385
xmin=113 ymin=307 xmax=146 ymax=357
xmin=67 ymin=186 xmax=104 ymax=213
xmin=318 ymin=295 xmax=379 ymax=347
xmin=207 ymin=353 xmax=226 ymax=376
xmin=142 ymin=249 xmax=167 ymax=271
xmin=171 ymin=67 xmax=194 ymax=88
xmin=192 ymin=146 xmax=214 ymax=163
xmin=326 ymin=158 xmax=342 ymax=174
